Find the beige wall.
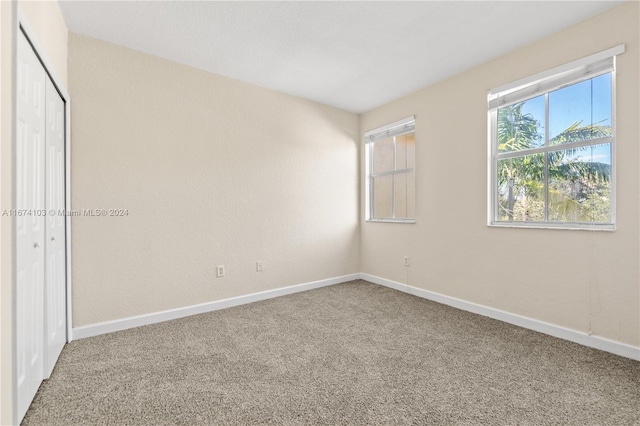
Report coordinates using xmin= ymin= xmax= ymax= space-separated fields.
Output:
xmin=68 ymin=34 xmax=360 ymax=327
xmin=1 ymin=1 xmax=68 ymax=423
xmin=360 ymin=2 xmax=640 ymax=347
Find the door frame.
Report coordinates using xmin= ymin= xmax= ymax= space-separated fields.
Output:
xmin=13 ymin=10 xmax=73 ymax=424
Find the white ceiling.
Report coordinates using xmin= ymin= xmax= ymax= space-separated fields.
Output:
xmin=59 ymin=1 xmax=624 ymax=113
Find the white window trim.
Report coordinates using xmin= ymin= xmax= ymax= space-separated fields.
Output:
xmin=487 ymin=46 xmax=624 ymax=231
xmin=488 ymin=45 xmax=624 ymax=103
xmin=365 ymin=116 xmax=416 ymax=223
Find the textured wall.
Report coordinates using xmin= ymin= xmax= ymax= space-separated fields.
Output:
xmin=68 ymin=34 xmax=360 ymax=327
xmin=360 ymin=2 xmax=640 ymax=347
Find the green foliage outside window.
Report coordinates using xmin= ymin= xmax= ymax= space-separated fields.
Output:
xmin=496 ymin=100 xmax=612 ymax=224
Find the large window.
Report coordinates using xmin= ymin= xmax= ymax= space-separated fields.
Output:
xmin=488 ymin=46 xmax=623 ymax=230
xmin=365 ymin=116 xmax=416 ymax=223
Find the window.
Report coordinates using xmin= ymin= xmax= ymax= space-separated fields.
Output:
xmin=365 ymin=116 xmax=415 ymax=222
xmin=488 ymin=46 xmax=624 ymax=230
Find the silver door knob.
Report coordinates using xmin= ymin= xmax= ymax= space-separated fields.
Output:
xmin=51 ymin=236 xmax=56 ymax=242
xmin=34 ymin=242 xmax=39 ymax=248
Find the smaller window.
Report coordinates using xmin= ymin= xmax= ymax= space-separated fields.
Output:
xmin=365 ymin=117 xmax=416 ymax=223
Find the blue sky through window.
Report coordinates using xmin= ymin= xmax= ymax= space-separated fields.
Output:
xmin=517 ymin=73 xmax=611 ymax=164
xmin=549 ymin=73 xmax=611 ymax=139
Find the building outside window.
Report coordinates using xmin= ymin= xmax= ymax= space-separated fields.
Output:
xmin=365 ymin=116 xmax=416 ymax=223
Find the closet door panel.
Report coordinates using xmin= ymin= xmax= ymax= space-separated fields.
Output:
xmin=44 ymin=75 xmax=66 ymax=378
xmin=16 ymin=30 xmax=46 ymax=422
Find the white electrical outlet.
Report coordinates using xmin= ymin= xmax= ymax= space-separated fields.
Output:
xmin=404 ymin=256 xmax=410 ymax=266
xmin=256 ymin=261 xmax=264 ymax=272
xmin=216 ymin=265 xmax=225 ymax=278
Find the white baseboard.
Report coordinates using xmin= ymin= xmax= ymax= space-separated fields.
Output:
xmin=72 ymin=271 xmax=639 ymax=361
xmin=361 ymin=273 xmax=640 ymax=361
xmin=72 ymin=273 xmax=360 ymax=340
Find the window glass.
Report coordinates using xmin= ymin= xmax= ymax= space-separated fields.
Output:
xmin=490 ymin=69 xmax=614 ymax=229
xmin=373 ymin=175 xmax=393 ymax=219
xmin=365 ymin=117 xmax=416 ymax=222
xmin=497 ymin=153 xmax=545 ymax=222
xmin=547 ymin=144 xmax=611 ymax=223
xmin=373 ymin=138 xmax=394 ymax=174
xmin=406 ymin=134 xmax=416 ymax=169
xmin=498 ymin=95 xmax=545 ymax=152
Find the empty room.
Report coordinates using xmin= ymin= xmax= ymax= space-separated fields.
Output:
xmin=1 ymin=0 xmax=639 ymax=424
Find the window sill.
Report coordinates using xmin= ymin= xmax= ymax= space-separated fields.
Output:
xmin=366 ymin=219 xmax=416 ymax=224
xmin=488 ymin=221 xmax=615 ymax=231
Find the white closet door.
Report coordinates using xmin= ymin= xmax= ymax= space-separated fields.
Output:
xmin=16 ymin=30 xmax=46 ymax=421
xmin=44 ymin=74 xmax=66 ymax=378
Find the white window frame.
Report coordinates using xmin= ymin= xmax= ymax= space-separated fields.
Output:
xmin=365 ymin=116 xmax=416 ymax=223
xmin=487 ymin=45 xmax=624 ymax=231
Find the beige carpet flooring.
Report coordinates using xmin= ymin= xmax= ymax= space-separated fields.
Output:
xmin=22 ymin=280 xmax=640 ymax=425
